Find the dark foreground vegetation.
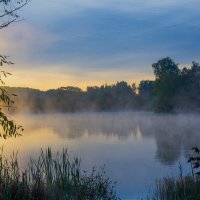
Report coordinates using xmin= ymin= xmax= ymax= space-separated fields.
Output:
xmin=148 ymin=174 xmax=200 ymax=200
xmin=4 ymin=57 xmax=200 ymax=113
xmin=147 ymin=147 xmax=200 ymax=200
xmin=0 ymin=148 xmax=119 ymax=200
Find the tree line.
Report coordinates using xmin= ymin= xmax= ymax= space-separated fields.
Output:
xmin=4 ymin=57 xmax=200 ymax=113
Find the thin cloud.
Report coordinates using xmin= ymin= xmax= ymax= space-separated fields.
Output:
xmin=1 ymin=0 xmax=200 ymax=89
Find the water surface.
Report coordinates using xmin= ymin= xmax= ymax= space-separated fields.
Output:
xmin=1 ymin=112 xmax=200 ymax=199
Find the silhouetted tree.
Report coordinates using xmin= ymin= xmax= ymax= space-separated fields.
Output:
xmin=58 ymin=86 xmax=82 ymax=93
xmin=138 ymin=80 xmax=154 ymax=110
xmin=3 ymin=59 xmax=200 ymax=113
xmin=177 ymin=61 xmax=200 ymax=111
xmin=152 ymin=57 xmax=180 ymax=112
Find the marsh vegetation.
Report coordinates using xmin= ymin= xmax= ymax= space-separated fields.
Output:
xmin=0 ymin=147 xmax=119 ymax=200
xmin=147 ymin=147 xmax=200 ymax=200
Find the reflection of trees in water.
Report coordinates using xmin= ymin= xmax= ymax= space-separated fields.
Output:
xmin=139 ymin=114 xmax=200 ymax=165
xmin=154 ymin=122 xmax=182 ymax=165
xmin=20 ymin=113 xmax=138 ymax=139
xmin=53 ymin=113 xmax=140 ymax=140
xmin=20 ymin=113 xmax=200 ymax=166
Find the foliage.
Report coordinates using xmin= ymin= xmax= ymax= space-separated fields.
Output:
xmin=0 ymin=56 xmax=23 ymax=138
xmin=4 ymin=81 xmax=139 ymax=112
xmin=148 ymin=175 xmax=200 ymax=200
xmin=151 ymin=57 xmax=200 ymax=112
xmin=152 ymin=57 xmax=180 ymax=112
xmin=147 ymin=148 xmax=200 ymax=200
xmin=152 ymin=57 xmax=179 ymax=79
xmin=177 ymin=62 xmax=200 ymax=111
xmin=188 ymin=147 xmax=200 ymax=177
xmin=0 ymin=0 xmax=28 ymax=138
xmin=1 ymin=58 xmax=200 ymax=113
xmin=138 ymin=80 xmax=154 ymax=110
xmin=0 ymin=147 xmax=119 ymax=200
xmin=58 ymin=86 xmax=83 ymax=93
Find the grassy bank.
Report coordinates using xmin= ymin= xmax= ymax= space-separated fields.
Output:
xmin=0 ymin=147 xmax=119 ymax=200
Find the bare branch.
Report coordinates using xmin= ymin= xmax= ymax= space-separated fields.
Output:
xmin=0 ymin=0 xmax=29 ymax=28
xmin=0 ymin=1 xmax=28 ymax=18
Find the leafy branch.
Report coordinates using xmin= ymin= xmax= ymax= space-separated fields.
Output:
xmin=0 ymin=55 xmax=23 ymax=138
xmin=188 ymin=147 xmax=200 ymax=177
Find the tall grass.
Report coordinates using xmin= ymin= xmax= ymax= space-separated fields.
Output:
xmin=148 ymin=175 xmax=200 ymax=200
xmin=0 ymin=147 xmax=119 ymax=200
xmin=147 ymin=148 xmax=200 ymax=200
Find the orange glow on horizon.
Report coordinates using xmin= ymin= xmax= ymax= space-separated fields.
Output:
xmin=3 ymin=66 xmax=154 ymax=91
xmin=5 ymin=74 xmax=154 ymax=91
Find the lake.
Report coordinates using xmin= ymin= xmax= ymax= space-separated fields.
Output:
xmin=1 ymin=112 xmax=200 ymax=199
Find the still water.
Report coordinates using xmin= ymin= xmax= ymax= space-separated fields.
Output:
xmin=1 ymin=112 xmax=200 ymax=199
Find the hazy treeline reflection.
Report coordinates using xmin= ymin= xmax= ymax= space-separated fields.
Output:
xmin=18 ymin=112 xmax=200 ymax=166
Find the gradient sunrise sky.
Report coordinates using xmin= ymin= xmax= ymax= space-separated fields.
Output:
xmin=1 ymin=0 xmax=200 ymax=90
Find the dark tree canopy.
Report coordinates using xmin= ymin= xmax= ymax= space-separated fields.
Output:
xmin=0 ymin=56 xmax=200 ymax=114
xmin=152 ymin=57 xmax=180 ymax=112
xmin=58 ymin=86 xmax=83 ymax=93
xmin=138 ymin=80 xmax=153 ymax=96
xmin=152 ymin=57 xmax=179 ymax=79
xmin=151 ymin=58 xmax=200 ymax=112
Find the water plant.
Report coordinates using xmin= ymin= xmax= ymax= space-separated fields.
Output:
xmin=147 ymin=147 xmax=200 ymax=200
xmin=0 ymin=147 xmax=119 ymax=200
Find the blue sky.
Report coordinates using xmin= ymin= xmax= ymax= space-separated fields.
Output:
xmin=1 ymin=0 xmax=200 ymax=90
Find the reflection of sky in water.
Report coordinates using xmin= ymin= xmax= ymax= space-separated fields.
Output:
xmin=0 ymin=112 xmax=199 ymax=199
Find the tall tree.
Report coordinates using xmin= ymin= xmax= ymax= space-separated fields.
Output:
xmin=178 ymin=62 xmax=200 ymax=111
xmin=138 ymin=80 xmax=154 ymax=110
xmin=152 ymin=57 xmax=180 ymax=112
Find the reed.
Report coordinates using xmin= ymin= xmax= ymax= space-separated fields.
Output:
xmin=148 ymin=174 xmax=200 ymax=200
xmin=148 ymin=148 xmax=200 ymax=200
xmin=0 ymin=147 xmax=119 ymax=200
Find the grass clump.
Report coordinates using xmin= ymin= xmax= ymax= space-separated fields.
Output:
xmin=0 ymin=147 xmax=119 ymax=200
xmin=148 ymin=174 xmax=200 ymax=200
xmin=147 ymin=147 xmax=200 ymax=200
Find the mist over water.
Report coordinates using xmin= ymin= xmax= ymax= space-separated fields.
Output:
xmin=1 ymin=112 xmax=200 ymax=199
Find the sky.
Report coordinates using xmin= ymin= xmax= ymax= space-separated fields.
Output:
xmin=1 ymin=0 xmax=200 ymax=90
